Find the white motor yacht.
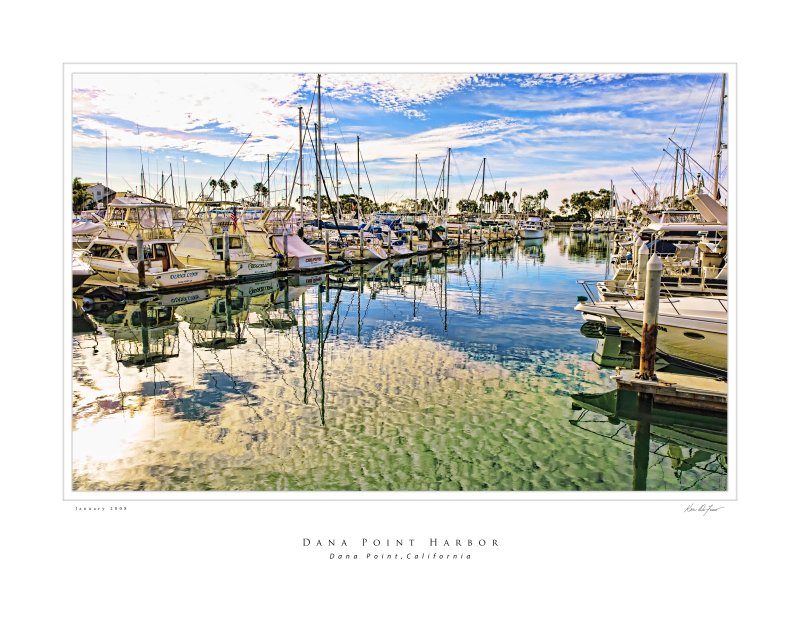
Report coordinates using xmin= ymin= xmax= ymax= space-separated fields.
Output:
xmin=173 ymin=201 xmax=278 ymax=278
xmin=574 ymin=295 xmax=727 ymax=371
xmin=83 ymin=194 xmax=210 ymax=290
xmin=519 ymin=217 xmax=545 ymax=239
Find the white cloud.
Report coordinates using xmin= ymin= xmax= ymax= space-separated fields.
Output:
xmin=518 ymin=73 xmax=627 ymax=87
xmin=317 ymin=73 xmax=480 ymax=118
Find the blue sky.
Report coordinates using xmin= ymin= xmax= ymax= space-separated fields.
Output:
xmin=72 ymin=72 xmax=727 ymax=211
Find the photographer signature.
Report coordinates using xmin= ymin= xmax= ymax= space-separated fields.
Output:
xmin=684 ymin=503 xmax=724 ymax=516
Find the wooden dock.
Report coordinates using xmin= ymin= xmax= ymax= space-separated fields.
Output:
xmin=613 ymin=369 xmax=727 ymax=413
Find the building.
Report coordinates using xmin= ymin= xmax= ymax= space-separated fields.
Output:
xmin=82 ymin=182 xmax=116 ymax=207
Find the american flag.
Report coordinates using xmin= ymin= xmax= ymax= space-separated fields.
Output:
xmin=230 ymin=207 xmax=238 ymax=228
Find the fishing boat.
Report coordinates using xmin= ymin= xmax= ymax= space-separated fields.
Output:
xmin=519 ymin=216 xmax=545 ymax=239
xmin=83 ymin=194 xmax=210 ymax=290
xmin=173 ymin=200 xmax=278 ymax=279
xmin=600 ymin=218 xmax=727 ymax=300
xmin=574 ymin=295 xmax=727 ymax=372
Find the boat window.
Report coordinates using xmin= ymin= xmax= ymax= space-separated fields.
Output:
xmin=210 ymin=237 xmax=243 ymax=250
xmin=91 ymin=244 xmax=121 ymax=259
xmin=127 ymin=245 xmax=160 ymax=261
xmin=109 ymin=208 xmax=125 ymax=221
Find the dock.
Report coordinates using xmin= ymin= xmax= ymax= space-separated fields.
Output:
xmin=613 ymin=369 xmax=727 ymax=414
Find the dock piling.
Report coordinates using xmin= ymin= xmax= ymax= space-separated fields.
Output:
xmin=635 ymin=241 xmax=649 ymax=299
xmin=136 ymin=233 xmax=146 ymax=287
xmin=637 ymin=253 xmax=663 ymax=380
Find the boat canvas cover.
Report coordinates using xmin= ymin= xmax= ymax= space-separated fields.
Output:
xmin=73 ymin=221 xmax=105 ymax=235
xmin=271 ymin=234 xmax=324 ymax=258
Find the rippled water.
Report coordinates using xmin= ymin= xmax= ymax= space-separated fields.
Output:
xmin=72 ymin=232 xmax=727 ymax=491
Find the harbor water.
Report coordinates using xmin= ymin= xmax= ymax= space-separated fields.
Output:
xmin=71 ymin=232 xmax=727 ymax=491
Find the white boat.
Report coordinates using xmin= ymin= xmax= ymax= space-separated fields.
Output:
xmin=242 ymin=206 xmax=329 ymax=271
xmin=83 ymin=194 xmax=210 ymax=290
xmin=570 ymin=222 xmax=587 ymax=234
xmin=574 ymin=295 xmax=727 ymax=371
xmin=72 ymin=213 xmax=106 ymax=249
xmin=173 ymin=201 xmax=278 ymax=278
xmin=519 ymin=217 xmax=545 ymax=239
xmin=72 ymin=250 xmax=94 ymax=290
xmin=341 ymin=232 xmax=388 ymax=261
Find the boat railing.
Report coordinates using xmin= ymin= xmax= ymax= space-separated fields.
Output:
xmin=577 ymin=279 xmax=728 ymax=317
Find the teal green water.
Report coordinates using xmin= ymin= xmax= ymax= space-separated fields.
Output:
xmin=71 ymin=233 xmax=727 ymax=491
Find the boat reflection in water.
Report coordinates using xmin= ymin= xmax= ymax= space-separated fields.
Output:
xmin=72 ymin=237 xmax=727 ymax=491
xmin=90 ymin=297 xmax=184 ymax=368
xmin=570 ymin=388 xmax=727 ymax=491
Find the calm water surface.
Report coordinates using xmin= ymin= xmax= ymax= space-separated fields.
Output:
xmin=72 ymin=232 xmax=727 ymax=491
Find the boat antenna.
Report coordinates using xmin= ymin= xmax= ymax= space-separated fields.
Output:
xmin=219 ymin=132 xmax=252 ymax=182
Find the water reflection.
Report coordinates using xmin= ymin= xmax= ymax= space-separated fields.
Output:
xmin=570 ymin=389 xmax=727 ymax=491
xmin=72 ymin=234 xmax=727 ymax=491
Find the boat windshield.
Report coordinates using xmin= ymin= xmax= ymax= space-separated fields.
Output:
xmin=134 ymin=207 xmax=174 ymax=229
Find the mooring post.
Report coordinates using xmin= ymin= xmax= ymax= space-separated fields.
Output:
xmin=223 ymin=227 xmax=231 ymax=277
xmin=136 ymin=233 xmax=146 ymax=287
xmin=637 ymin=253 xmax=663 ymax=380
xmin=283 ymin=228 xmax=289 ymax=269
xmin=635 ymin=240 xmax=649 ymax=299
xmin=325 ymin=229 xmax=330 ymax=259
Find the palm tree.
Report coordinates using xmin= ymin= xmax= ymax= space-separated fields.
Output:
xmin=218 ymin=179 xmax=230 ymax=200
xmin=230 ymin=179 xmax=238 ymax=201
xmin=253 ymin=182 xmax=265 ymax=206
xmin=512 ymin=191 xmax=518 ymax=211
xmin=208 ymin=178 xmax=217 ymax=199
xmin=539 ymin=188 xmax=549 ymax=212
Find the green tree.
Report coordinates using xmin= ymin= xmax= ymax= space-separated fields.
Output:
xmin=230 ymin=179 xmax=238 ymax=201
xmin=72 ymin=177 xmax=93 ymax=213
xmin=457 ymin=198 xmax=478 ymax=214
xmin=208 ymin=178 xmax=217 ymax=199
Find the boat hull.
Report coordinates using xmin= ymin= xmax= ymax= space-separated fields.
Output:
xmin=85 ymin=262 xmax=210 ymax=289
xmin=575 ymin=298 xmax=727 ymax=371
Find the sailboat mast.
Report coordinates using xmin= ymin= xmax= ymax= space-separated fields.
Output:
xmin=446 ymin=148 xmax=451 ymax=220
xmin=357 ymin=135 xmax=361 ymax=222
xmin=104 ymin=131 xmax=108 ymax=207
xmin=712 ymin=73 xmax=727 ymax=200
xmin=480 ymin=157 xmax=486 ymax=222
xmin=672 ymin=146 xmax=679 ymax=202
xmin=316 ymin=74 xmax=322 ymax=226
xmin=415 ymin=154 xmax=418 ymax=206
xmin=267 ymin=154 xmax=270 ymax=208
xmin=335 ymin=143 xmax=340 ymax=218
xmin=299 ymin=106 xmax=304 ymax=222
